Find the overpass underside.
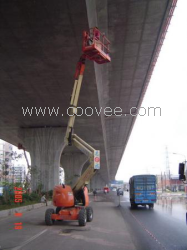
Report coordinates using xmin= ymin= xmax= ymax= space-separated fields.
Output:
xmin=0 ymin=0 xmax=176 ymax=190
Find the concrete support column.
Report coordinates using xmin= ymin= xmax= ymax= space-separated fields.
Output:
xmin=90 ymin=173 xmax=106 ymax=191
xmin=22 ymin=128 xmax=66 ymax=191
xmin=61 ymin=152 xmax=88 ymax=187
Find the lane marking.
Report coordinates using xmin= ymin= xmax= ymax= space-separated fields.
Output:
xmin=12 ymin=229 xmax=48 ymax=250
xmin=130 ymin=212 xmax=167 ymax=250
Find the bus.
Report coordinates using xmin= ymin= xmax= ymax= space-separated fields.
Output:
xmin=129 ymin=175 xmax=157 ymax=209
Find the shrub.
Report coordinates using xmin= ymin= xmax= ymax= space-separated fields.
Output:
xmin=0 ymin=196 xmax=5 ymax=205
xmin=29 ymin=192 xmax=40 ymax=201
xmin=22 ymin=193 xmax=30 ymax=202
xmin=48 ymin=190 xmax=53 ymax=198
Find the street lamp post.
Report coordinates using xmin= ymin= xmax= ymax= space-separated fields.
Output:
xmin=161 ymin=172 xmax=163 ymax=193
xmin=164 ymin=172 xmax=167 ymax=191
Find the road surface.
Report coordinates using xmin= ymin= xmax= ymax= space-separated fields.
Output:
xmin=0 ymin=192 xmax=187 ymax=250
xmin=109 ymin=191 xmax=187 ymax=250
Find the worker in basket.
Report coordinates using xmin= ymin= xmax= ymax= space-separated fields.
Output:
xmin=87 ymin=27 xmax=100 ymax=46
xmin=94 ymin=27 xmax=100 ymax=40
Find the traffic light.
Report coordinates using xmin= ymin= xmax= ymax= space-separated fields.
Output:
xmin=179 ymin=163 xmax=186 ymax=181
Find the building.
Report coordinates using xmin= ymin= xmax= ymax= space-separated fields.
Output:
xmin=12 ymin=164 xmax=26 ymax=183
xmin=157 ymin=174 xmax=184 ymax=191
xmin=0 ymin=140 xmax=27 ymax=184
xmin=0 ymin=140 xmax=13 ymax=183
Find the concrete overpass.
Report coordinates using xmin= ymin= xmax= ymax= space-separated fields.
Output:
xmin=0 ymin=0 xmax=176 ymax=190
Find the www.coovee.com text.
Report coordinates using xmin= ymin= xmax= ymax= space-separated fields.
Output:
xmin=22 ymin=106 xmax=161 ymax=117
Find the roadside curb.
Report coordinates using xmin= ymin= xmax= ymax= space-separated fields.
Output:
xmin=0 ymin=201 xmax=52 ymax=218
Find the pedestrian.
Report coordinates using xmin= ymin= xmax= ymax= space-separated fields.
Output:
xmin=41 ymin=194 xmax=47 ymax=206
xmin=93 ymin=189 xmax=97 ymax=196
xmin=93 ymin=189 xmax=97 ymax=201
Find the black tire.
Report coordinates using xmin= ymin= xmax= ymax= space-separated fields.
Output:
xmin=149 ymin=204 xmax=154 ymax=209
xmin=131 ymin=203 xmax=137 ymax=209
xmin=56 ymin=207 xmax=62 ymax=214
xmin=78 ymin=208 xmax=87 ymax=226
xmin=45 ymin=208 xmax=55 ymax=225
xmin=86 ymin=207 xmax=93 ymax=222
xmin=56 ymin=207 xmax=62 ymax=221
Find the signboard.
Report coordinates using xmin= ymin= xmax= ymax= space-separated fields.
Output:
xmin=110 ymin=180 xmax=124 ymax=189
xmin=94 ymin=150 xmax=100 ymax=169
xmin=110 ymin=180 xmax=124 ymax=185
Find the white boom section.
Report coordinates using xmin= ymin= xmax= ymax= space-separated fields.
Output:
xmin=64 ymin=58 xmax=85 ymax=146
xmin=72 ymin=134 xmax=98 ymax=192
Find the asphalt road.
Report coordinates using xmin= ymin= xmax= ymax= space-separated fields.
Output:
xmin=0 ymin=195 xmax=136 ymax=250
xmin=0 ymin=192 xmax=187 ymax=250
xmin=108 ymin=191 xmax=187 ymax=250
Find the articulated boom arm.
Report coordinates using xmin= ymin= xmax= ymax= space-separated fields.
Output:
xmin=72 ymin=134 xmax=97 ymax=193
xmin=63 ymin=28 xmax=110 ymax=192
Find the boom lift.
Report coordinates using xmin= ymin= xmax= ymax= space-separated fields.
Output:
xmin=45 ymin=27 xmax=111 ymax=226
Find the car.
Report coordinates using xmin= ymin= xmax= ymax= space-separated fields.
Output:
xmin=117 ymin=188 xmax=124 ymax=196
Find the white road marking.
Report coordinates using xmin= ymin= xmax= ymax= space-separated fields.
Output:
xmin=12 ymin=229 xmax=48 ymax=250
xmin=130 ymin=212 xmax=167 ymax=250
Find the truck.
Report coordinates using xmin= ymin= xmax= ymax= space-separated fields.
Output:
xmin=129 ymin=175 xmax=157 ymax=209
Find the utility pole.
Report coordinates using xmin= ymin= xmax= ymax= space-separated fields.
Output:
xmin=161 ymin=172 xmax=163 ymax=193
xmin=164 ymin=172 xmax=167 ymax=191
xmin=165 ymin=146 xmax=171 ymax=190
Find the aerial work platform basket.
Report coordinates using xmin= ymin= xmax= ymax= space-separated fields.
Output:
xmin=82 ymin=27 xmax=111 ymax=64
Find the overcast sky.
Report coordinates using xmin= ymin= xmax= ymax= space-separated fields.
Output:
xmin=116 ymin=0 xmax=187 ymax=182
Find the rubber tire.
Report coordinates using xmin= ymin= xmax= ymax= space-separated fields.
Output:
xmin=131 ymin=203 xmax=137 ymax=209
xmin=86 ymin=207 xmax=93 ymax=222
xmin=78 ymin=208 xmax=87 ymax=226
xmin=56 ymin=207 xmax=62 ymax=214
xmin=45 ymin=208 xmax=55 ymax=225
xmin=149 ymin=204 xmax=154 ymax=209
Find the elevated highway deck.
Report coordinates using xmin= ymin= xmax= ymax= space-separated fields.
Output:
xmin=0 ymin=0 xmax=177 ymax=188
